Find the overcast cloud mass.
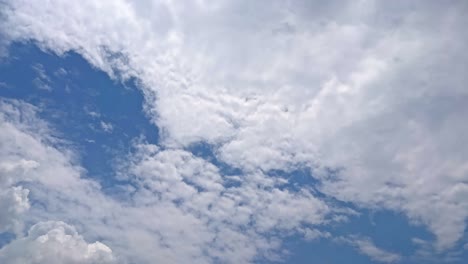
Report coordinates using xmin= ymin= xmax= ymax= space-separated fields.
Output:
xmin=0 ymin=1 xmax=468 ymax=263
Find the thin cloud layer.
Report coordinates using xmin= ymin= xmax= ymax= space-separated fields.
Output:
xmin=0 ymin=0 xmax=467 ymax=263
xmin=340 ymin=236 xmax=401 ymax=263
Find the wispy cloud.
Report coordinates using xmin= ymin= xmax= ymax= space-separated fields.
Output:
xmin=31 ymin=63 xmax=52 ymax=91
xmin=100 ymin=121 xmax=113 ymax=133
xmin=338 ymin=236 xmax=401 ymax=263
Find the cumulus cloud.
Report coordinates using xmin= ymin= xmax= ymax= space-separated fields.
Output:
xmin=0 ymin=221 xmax=115 ymax=264
xmin=0 ymin=186 xmax=30 ymax=234
xmin=116 ymin=142 xmax=338 ymax=263
xmin=0 ymin=0 xmax=467 ymax=261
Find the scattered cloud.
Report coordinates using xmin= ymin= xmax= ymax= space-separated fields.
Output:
xmin=0 ymin=0 xmax=467 ymax=263
xmin=0 ymin=98 xmax=344 ymax=263
xmin=116 ymin=142 xmax=340 ymax=263
xmin=100 ymin=121 xmax=113 ymax=133
xmin=31 ymin=63 xmax=52 ymax=91
xmin=0 ymin=99 xmax=117 ymax=261
xmin=53 ymin=67 xmax=68 ymax=77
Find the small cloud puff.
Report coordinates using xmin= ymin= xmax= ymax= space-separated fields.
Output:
xmin=100 ymin=121 xmax=114 ymax=133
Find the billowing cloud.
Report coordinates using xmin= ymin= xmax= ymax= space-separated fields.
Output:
xmin=0 ymin=221 xmax=115 ymax=264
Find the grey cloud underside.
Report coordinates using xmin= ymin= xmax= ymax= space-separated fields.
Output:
xmin=1 ymin=0 xmax=468 ymax=263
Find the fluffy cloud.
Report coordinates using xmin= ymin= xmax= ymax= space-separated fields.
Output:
xmin=0 ymin=99 xmax=118 ymax=261
xmin=1 ymin=0 xmax=468 ymax=261
xmin=0 ymin=186 xmax=30 ymax=234
xmin=116 ymin=142 xmax=337 ymax=263
xmin=0 ymin=99 xmax=338 ymax=263
xmin=0 ymin=221 xmax=115 ymax=264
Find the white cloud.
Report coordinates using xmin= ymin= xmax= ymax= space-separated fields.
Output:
xmin=0 ymin=98 xmax=341 ymax=263
xmin=340 ymin=236 xmax=401 ymax=263
xmin=0 ymin=0 xmax=468 ymax=260
xmin=32 ymin=63 xmax=52 ymax=91
xmin=0 ymin=221 xmax=115 ymax=264
xmin=84 ymin=106 xmax=101 ymax=118
xmin=100 ymin=121 xmax=114 ymax=133
xmin=117 ymin=142 xmax=339 ymax=263
xmin=0 ymin=99 xmax=85 ymax=189
xmin=0 ymin=186 xmax=30 ymax=234
xmin=53 ymin=67 xmax=68 ymax=77
xmin=0 ymin=99 xmax=119 ymax=262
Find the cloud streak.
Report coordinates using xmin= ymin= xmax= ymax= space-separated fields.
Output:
xmin=339 ymin=236 xmax=401 ymax=263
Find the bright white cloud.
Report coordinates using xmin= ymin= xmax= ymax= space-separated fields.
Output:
xmin=0 ymin=0 xmax=467 ymax=262
xmin=0 ymin=221 xmax=115 ymax=264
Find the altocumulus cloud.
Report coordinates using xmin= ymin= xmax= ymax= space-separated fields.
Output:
xmin=1 ymin=0 xmax=468 ymax=263
xmin=0 ymin=95 xmax=341 ymax=263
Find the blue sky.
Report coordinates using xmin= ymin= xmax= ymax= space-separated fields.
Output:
xmin=0 ymin=43 xmax=158 ymax=187
xmin=0 ymin=1 xmax=468 ymax=264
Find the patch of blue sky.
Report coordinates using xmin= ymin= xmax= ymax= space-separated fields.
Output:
xmin=0 ymin=233 xmax=14 ymax=249
xmin=283 ymin=188 xmax=468 ymax=263
xmin=0 ymin=43 xmax=158 ymax=189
